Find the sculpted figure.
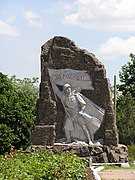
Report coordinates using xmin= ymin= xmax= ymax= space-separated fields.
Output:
xmin=51 ymin=80 xmax=104 ymax=144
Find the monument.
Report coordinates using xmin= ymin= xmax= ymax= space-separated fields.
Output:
xmin=30 ymin=36 xmax=128 ymax=163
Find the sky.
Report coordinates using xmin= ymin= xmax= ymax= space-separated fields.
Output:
xmin=0 ymin=0 xmax=135 ymax=85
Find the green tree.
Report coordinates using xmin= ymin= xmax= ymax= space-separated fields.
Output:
xmin=116 ymin=53 xmax=135 ymax=145
xmin=118 ymin=53 xmax=135 ymax=97
xmin=0 ymin=124 xmax=15 ymax=153
xmin=0 ymin=72 xmax=39 ymax=154
xmin=10 ymin=75 xmax=39 ymax=117
xmin=116 ymin=93 xmax=135 ymax=145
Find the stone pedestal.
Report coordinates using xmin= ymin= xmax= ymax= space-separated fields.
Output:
xmin=29 ymin=144 xmax=128 ymax=163
xmin=30 ymin=125 xmax=55 ymax=146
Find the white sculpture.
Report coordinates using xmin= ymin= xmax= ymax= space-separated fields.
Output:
xmin=50 ymin=80 xmax=105 ymax=145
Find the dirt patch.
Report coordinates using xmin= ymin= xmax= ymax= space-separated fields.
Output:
xmin=99 ymin=169 xmax=135 ymax=180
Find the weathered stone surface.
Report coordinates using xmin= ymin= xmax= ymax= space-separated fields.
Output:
xmin=28 ymin=144 xmax=128 ymax=163
xmin=36 ymin=82 xmax=57 ymax=125
xmin=93 ymin=152 xmax=109 ymax=163
xmin=30 ymin=125 xmax=55 ymax=146
xmin=36 ymin=36 xmax=118 ymax=146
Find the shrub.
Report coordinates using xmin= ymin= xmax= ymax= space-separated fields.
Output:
xmin=116 ymin=93 xmax=135 ymax=145
xmin=0 ymin=124 xmax=15 ymax=154
xmin=128 ymin=144 xmax=135 ymax=161
xmin=0 ymin=72 xmax=38 ymax=154
xmin=0 ymin=151 xmax=88 ymax=179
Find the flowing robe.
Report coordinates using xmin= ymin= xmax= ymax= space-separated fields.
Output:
xmin=51 ymin=81 xmax=105 ymax=143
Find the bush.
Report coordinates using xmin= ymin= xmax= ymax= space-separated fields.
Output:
xmin=116 ymin=93 xmax=135 ymax=145
xmin=116 ymin=54 xmax=135 ymax=145
xmin=0 ymin=151 xmax=88 ymax=179
xmin=0 ymin=124 xmax=15 ymax=154
xmin=128 ymin=144 xmax=135 ymax=161
xmin=0 ymin=72 xmax=38 ymax=154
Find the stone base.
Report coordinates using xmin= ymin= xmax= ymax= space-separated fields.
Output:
xmin=28 ymin=143 xmax=128 ymax=163
xmin=30 ymin=125 xmax=55 ymax=146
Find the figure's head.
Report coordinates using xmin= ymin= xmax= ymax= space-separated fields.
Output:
xmin=63 ymin=84 xmax=72 ymax=95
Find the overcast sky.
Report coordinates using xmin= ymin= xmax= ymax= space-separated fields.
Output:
xmin=0 ymin=0 xmax=135 ymax=85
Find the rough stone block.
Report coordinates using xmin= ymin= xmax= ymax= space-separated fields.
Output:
xmin=30 ymin=125 xmax=55 ymax=146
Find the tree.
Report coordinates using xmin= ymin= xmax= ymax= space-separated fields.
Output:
xmin=0 ymin=72 xmax=39 ymax=154
xmin=118 ymin=53 xmax=135 ymax=98
xmin=116 ymin=93 xmax=135 ymax=145
xmin=116 ymin=53 xmax=135 ymax=145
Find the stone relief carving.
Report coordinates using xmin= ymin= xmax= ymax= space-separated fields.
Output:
xmin=30 ymin=36 xmax=127 ymax=163
xmin=49 ymin=68 xmax=105 ymax=145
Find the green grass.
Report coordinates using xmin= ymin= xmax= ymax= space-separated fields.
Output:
xmin=102 ymin=163 xmax=135 ymax=171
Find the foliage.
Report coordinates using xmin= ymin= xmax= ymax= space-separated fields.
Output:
xmin=118 ymin=53 xmax=135 ymax=98
xmin=10 ymin=75 xmax=39 ymax=110
xmin=0 ymin=72 xmax=39 ymax=154
xmin=128 ymin=144 xmax=135 ymax=161
xmin=0 ymin=124 xmax=15 ymax=153
xmin=116 ymin=93 xmax=135 ymax=145
xmin=116 ymin=53 xmax=135 ymax=145
xmin=0 ymin=151 xmax=88 ymax=180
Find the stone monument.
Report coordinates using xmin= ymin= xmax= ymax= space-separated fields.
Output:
xmin=30 ymin=36 xmax=128 ymax=163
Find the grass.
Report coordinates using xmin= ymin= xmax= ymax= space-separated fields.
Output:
xmin=102 ymin=163 xmax=135 ymax=171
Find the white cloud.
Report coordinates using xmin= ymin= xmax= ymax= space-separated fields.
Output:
xmin=63 ymin=0 xmax=135 ymax=32
xmin=0 ymin=19 xmax=20 ymax=36
xmin=95 ymin=36 xmax=135 ymax=60
xmin=23 ymin=11 xmax=44 ymax=28
xmin=44 ymin=0 xmax=73 ymax=14
xmin=52 ymin=1 xmax=73 ymax=12
xmin=6 ymin=16 xmax=16 ymax=23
